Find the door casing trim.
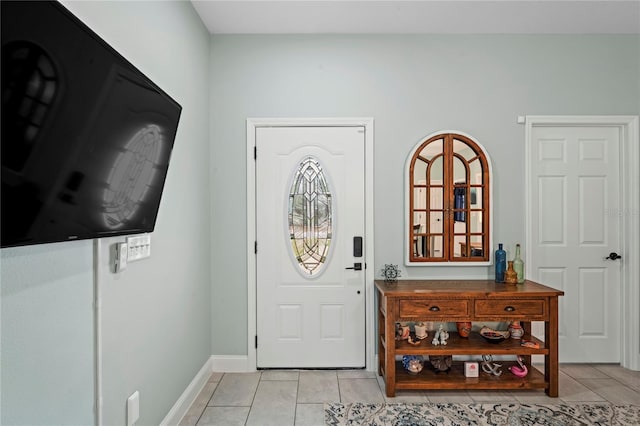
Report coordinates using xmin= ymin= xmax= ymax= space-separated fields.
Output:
xmin=247 ymin=117 xmax=375 ymax=371
xmin=525 ymin=115 xmax=639 ymax=370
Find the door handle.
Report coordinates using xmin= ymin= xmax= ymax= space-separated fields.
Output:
xmin=605 ymin=252 xmax=622 ymax=260
xmin=345 ymin=262 xmax=362 ymax=271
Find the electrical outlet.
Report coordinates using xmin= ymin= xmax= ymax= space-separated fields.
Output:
xmin=127 ymin=391 xmax=139 ymax=426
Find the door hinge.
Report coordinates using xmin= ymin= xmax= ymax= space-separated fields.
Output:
xmin=254 ymin=146 xmax=257 ymax=160
xmin=255 ymin=241 xmax=258 ymax=254
xmin=255 ymin=335 xmax=258 ymax=349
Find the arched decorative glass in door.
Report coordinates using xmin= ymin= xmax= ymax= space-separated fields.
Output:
xmin=288 ymin=156 xmax=333 ymax=276
xmin=407 ymin=132 xmax=492 ymax=264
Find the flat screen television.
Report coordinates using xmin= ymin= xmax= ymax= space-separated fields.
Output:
xmin=1 ymin=0 xmax=182 ymax=248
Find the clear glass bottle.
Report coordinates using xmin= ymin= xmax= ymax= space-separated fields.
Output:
xmin=513 ymin=243 xmax=525 ymax=284
xmin=495 ymin=243 xmax=506 ymax=283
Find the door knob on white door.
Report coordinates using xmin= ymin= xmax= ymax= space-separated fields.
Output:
xmin=605 ymin=252 xmax=621 ymax=260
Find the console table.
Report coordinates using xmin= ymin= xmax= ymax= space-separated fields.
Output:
xmin=376 ymin=279 xmax=564 ymax=397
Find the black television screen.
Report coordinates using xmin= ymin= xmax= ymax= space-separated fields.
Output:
xmin=1 ymin=1 xmax=182 ymax=248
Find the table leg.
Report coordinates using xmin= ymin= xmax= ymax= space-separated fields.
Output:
xmin=546 ymin=296 xmax=560 ymax=397
xmin=384 ymin=298 xmax=396 ymax=397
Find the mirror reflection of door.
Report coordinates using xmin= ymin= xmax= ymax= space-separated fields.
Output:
xmin=408 ymin=132 xmax=490 ymax=263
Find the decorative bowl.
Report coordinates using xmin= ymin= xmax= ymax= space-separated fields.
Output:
xmin=401 ymin=355 xmax=424 ymax=375
xmin=480 ymin=326 xmax=510 ymax=343
xmin=429 ymin=355 xmax=453 ymax=372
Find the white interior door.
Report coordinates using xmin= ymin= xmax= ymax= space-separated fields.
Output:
xmin=529 ymin=124 xmax=621 ymax=362
xmin=256 ymin=126 xmax=365 ymax=368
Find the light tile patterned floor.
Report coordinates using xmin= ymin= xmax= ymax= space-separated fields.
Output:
xmin=179 ymin=364 xmax=640 ymax=426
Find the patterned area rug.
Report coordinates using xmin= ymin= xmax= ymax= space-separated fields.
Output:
xmin=325 ymin=402 xmax=640 ymax=425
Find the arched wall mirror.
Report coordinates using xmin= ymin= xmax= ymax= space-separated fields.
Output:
xmin=406 ymin=132 xmax=492 ymax=265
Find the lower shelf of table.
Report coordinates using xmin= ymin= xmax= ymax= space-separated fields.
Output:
xmin=388 ymin=361 xmax=548 ymax=391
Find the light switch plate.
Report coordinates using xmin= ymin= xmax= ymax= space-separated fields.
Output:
xmin=126 ymin=234 xmax=151 ymax=262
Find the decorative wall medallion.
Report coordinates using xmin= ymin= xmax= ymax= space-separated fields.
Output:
xmin=381 ymin=264 xmax=401 ymax=283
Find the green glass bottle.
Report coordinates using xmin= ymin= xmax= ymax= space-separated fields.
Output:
xmin=513 ymin=244 xmax=525 ymax=284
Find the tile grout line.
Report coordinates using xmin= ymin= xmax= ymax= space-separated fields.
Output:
xmin=576 ymin=377 xmax=640 ymax=405
xmin=192 ymin=374 xmax=223 ymax=426
xmin=293 ymin=375 xmax=301 ymax=426
xmin=244 ymin=371 xmax=262 ymax=426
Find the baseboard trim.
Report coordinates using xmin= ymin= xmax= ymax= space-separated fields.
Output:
xmin=160 ymin=356 xmax=213 ymax=426
xmin=211 ymin=355 xmax=252 ymax=372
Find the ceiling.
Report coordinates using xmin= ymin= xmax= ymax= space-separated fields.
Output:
xmin=191 ymin=0 xmax=640 ymax=35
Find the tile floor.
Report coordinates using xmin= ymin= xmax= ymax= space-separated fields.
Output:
xmin=179 ymin=364 xmax=640 ymax=426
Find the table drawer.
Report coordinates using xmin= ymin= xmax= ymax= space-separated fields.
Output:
xmin=475 ymin=299 xmax=546 ymax=319
xmin=399 ymin=299 xmax=470 ymax=319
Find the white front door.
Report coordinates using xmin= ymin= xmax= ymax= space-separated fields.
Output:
xmin=256 ymin=126 xmax=365 ymax=368
xmin=528 ymin=124 xmax=621 ymax=362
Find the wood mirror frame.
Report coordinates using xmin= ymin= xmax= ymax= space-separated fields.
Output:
xmin=406 ymin=132 xmax=492 ymax=264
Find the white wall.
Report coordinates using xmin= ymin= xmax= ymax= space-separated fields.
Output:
xmin=209 ymin=34 xmax=640 ymax=356
xmin=1 ymin=1 xmax=212 ymax=425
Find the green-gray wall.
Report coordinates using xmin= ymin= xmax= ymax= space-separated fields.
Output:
xmin=210 ymin=34 xmax=640 ymax=356
xmin=1 ymin=1 xmax=212 ymax=425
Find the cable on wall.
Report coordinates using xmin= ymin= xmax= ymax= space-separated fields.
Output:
xmin=93 ymin=239 xmax=103 ymax=426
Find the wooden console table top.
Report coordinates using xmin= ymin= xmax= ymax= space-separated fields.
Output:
xmin=375 ymin=279 xmax=564 ymax=298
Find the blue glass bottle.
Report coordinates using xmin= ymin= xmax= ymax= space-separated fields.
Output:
xmin=495 ymin=243 xmax=506 ymax=283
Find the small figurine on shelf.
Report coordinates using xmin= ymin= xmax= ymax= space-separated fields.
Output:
xmin=509 ymin=355 xmax=529 ymax=377
xmin=431 ymin=324 xmax=449 ymax=346
xmin=406 ymin=333 xmax=422 ymax=346
xmin=439 ymin=325 xmax=450 ymax=345
xmin=504 ymin=260 xmax=518 ymax=284
xmin=431 ymin=328 xmax=441 ymax=346
xmin=414 ymin=322 xmax=428 ymax=340
xmin=481 ymin=354 xmax=503 ymax=376
xmin=395 ymin=322 xmax=410 ymax=340
xmin=456 ymin=321 xmax=472 ymax=338
xmin=508 ymin=321 xmax=524 ymax=339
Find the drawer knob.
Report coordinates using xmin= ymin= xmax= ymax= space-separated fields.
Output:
xmin=504 ymin=306 xmax=516 ymax=312
xmin=429 ymin=306 xmax=440 ymax=312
